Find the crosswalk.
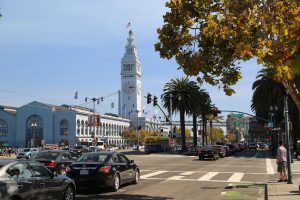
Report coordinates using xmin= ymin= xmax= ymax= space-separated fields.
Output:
xmin=140 ymin=170 xmax=266 ymax=184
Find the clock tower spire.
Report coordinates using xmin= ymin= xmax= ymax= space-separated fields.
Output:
xmin=120 ymin=30 xmax=142 ymax=119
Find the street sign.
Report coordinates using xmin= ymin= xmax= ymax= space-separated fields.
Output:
xmin=232 ymin=113 xmax=244 ymax=118
xmin=267 ymin=122 xmax=273 ymax=128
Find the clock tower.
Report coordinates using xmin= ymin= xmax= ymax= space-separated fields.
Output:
xmin=120 ymin=30 xmax=142 ymax=119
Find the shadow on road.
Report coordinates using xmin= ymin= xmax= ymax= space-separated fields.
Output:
xmin=77 ymin=191 xmax=172 ymax=200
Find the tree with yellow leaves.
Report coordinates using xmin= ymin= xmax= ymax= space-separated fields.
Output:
xmin=155 ymin=0 xmax=300 ymax=110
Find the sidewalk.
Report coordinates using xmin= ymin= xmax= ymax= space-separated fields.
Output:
xmin=267 ymin=159 xmax=300 ymax=200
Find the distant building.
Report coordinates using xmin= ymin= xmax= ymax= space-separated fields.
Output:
xmin=0 ymin=101 xmax=130 ymax=148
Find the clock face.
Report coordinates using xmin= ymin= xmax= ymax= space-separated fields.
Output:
xmin=123 ymin=82 xmax=135 ymax=94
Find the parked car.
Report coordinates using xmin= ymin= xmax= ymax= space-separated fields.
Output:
xmin=72 ymin=145 xmax=89 ymax=156
xmin=66 ymin=151 xmax=140 ymax=191
xmin=212 ymin=145 xmax=226 ymax=158
xmin=248 ymin=143 xmax=257 ymax=150
xmin=16 ymin=148 xmax=39 ymax=159
xmin=0 ymin=159 xmax=76 ymax=200
xmin=198 ymin=145 xmax=219 ymax=160
xmin=31 ymin=150 xmax=79 ymax=175
xmin=223 ymin=145 xmax=231 ymax=156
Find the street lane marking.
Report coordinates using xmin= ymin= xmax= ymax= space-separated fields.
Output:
xmin=179 ymin=171 xmax=194 ymax=176
xmin=266 ymin=158 xmax=275 ymax=174
xmin=140 ymin=171 xmax=167 ymax=179
xmin=140 ymin=169 xmax=267 ymax=175
xmin=227 ymin=172 xmax=244 ymax=182
xmin=198 ymin=172 xmax=218 ymax=181
xmin=167 ymin=175 xmax=185 ymax=180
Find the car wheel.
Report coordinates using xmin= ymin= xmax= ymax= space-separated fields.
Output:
xmin=111 ymin=174 xmax=120 ymax=192
xmin=132 ymin=170 xmax=140 ymax=184
xmin=62 ymin=185 xmax=75 ymax=200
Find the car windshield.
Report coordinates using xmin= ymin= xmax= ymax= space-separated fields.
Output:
xmin=35 ymin=152 xmax=60 ymax=160
xmin=77 ymin=154 xmax=109 ymax=162
xmin=23 ymin=148 xmax=30 ymax=152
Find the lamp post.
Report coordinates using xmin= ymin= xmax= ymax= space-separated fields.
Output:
xmin=284 ymin=93 xmax=293 ymax=184
xmin=136 ymin=110 xmax=140 ymax=151
xmin=31 ymin=122 xmax=38 ymax=148
xmin=269 ymin=105 xmax=279 ymax=155
xmin=85 ymin=97 xmax=103 ymax=150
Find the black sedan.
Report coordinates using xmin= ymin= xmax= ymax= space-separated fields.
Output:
xmin=31 ymin=150 xmax=79 ymax=175
xmin=66 ymin=151 xmax=140 ymax=191
xmin=198 ymin=145 xmax=219 ymax=160
xmin=0 ymin=159 xmax=76 ymax=200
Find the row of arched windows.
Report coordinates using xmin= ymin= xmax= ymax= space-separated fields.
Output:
xmin=76 ymin=119 xmax=126 ymax=138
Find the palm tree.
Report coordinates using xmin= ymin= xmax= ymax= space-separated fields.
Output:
xmin=187 ymin=88 xmax=212 ymax=147
xmin=251 ymin=68 xmax=285 ymax=125
xmin=161 ymin=77 xmax=199 ymax=151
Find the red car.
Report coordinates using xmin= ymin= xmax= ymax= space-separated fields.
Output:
xmin=198 ymin=145 xmax=219 ymax=160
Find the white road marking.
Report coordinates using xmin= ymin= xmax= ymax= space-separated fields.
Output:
xmin=140 ymin=171 xmax=167 ymax=179
xmin=198 ymin=172 xmax=218 ymax=181
xmin=179 ymin=171 xmax=194 ymax=176
xmin=167 ymin=175 xmax=185 ymax=180
xmin=227 ymin=172 xmax=244 ymax=182
xmin=266 ymin=158 xmax=275 ymax=174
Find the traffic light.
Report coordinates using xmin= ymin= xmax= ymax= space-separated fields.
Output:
xmin=147 ymin=93 xmax=152 ymax=104
xmin=153 ymin=96 xmax=158 ymax=106
xmin=268 ymin=136 xmax=272 ymax=141
xmin=212 ymin=107 xmax=221 ymax=116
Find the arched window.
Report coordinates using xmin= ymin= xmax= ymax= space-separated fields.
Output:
xmin=26 ymin=115 xmax=43 ymax=147
xmin=60 ymin=119 xmax=68 ymax=135
xmin=0 ymin=119 xmax=8 ymax=136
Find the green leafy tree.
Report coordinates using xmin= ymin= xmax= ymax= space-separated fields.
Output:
xmin=207 ymin=126 xmax=224 ymax=144
xmin=227 ymin=133 xmax=237 ymax=143
xmin=155 ymin=0 xmax=300 ymax=111
xmin=161 ymin=77 xmax=199 ymax=151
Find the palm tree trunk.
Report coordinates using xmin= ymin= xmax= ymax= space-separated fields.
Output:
xmin=180 ymin=109 xmax=186 ymax=151
xmin=193 ymin=114 xmax=197 ymax=147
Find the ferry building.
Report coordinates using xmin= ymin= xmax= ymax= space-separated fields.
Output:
xmin=0 ymin=30 xmax=161 ymax=148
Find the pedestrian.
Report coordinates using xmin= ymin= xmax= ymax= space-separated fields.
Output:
xmin=276 ymin=141 xmax=288 ymax=182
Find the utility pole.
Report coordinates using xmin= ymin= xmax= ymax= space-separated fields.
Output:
xmin=85 ymin=97 xmax=103 ymax=151
xmin=284 ymin=93 xmax=293 ymax=184
xmin=136 ymin=110 xmax=140 ymax=151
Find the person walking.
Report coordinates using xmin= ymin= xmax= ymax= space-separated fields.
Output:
xmin=276 ymin=141 xmax=288 ymax=182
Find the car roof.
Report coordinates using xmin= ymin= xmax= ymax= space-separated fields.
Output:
xmin=38 ymin=150 xmax=66 ymax=153
xmin=84 ymin=151 xmax=116 ymax=156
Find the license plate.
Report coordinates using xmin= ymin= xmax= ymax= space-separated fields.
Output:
xmin=204 ymin=154 xmax=208 ymax=156
xmin=80 ymin=170 xmax=89 ymax=175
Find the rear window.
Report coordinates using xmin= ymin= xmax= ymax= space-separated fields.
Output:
xmin=23 ymin=148 xmax=30 ymax=152
xmin=35 ymin=152 xmax=60 ymax=160
xmin=202 ymin=146 xmax=213 ymax=151
xmin=77 ymin=154 xmax=109 ymax=162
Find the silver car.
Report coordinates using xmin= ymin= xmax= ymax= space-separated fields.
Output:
xmin=16 ymin=148 xmax=39 ymax=159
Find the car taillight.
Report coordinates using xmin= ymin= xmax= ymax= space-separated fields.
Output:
xmin=47 ymin=161 xmax=57 ymax=168
xmin=99 ymin=166 xmax=111 ymax=173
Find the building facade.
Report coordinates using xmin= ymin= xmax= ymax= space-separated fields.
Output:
xmin=0 ymin=101 xmax=130 ymax=148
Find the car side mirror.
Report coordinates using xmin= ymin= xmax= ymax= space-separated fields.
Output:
xmin=130 ymin=160 xmax=134 ymax=163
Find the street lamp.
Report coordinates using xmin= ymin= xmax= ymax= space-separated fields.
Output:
xmin=284 ymin=93 xmax=292 ymax=184
xmin=85 ymin=96 xmax=103 ymax=150
xmin=136 ymin=110 xmax=140 ymax=151
xmin=31 ymin=122 xmax=38 ymax=148
xmin=269 ymin=105 xmax=279 ymax=155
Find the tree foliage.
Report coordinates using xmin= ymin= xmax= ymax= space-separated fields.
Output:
xmin=156 ymin=0 xmax=300 ymax=109
xmin=207 ymin=126 xmax=224 ymax=143
xmin=227 ymin=133 xmax=237 ymax=143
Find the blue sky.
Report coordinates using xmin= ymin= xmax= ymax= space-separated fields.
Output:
xmin=0 ymin=0 xmax=263 ymax=118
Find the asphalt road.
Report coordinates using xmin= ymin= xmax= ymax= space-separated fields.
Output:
xmin=76 ymin=150 xmax=283 ymax=200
